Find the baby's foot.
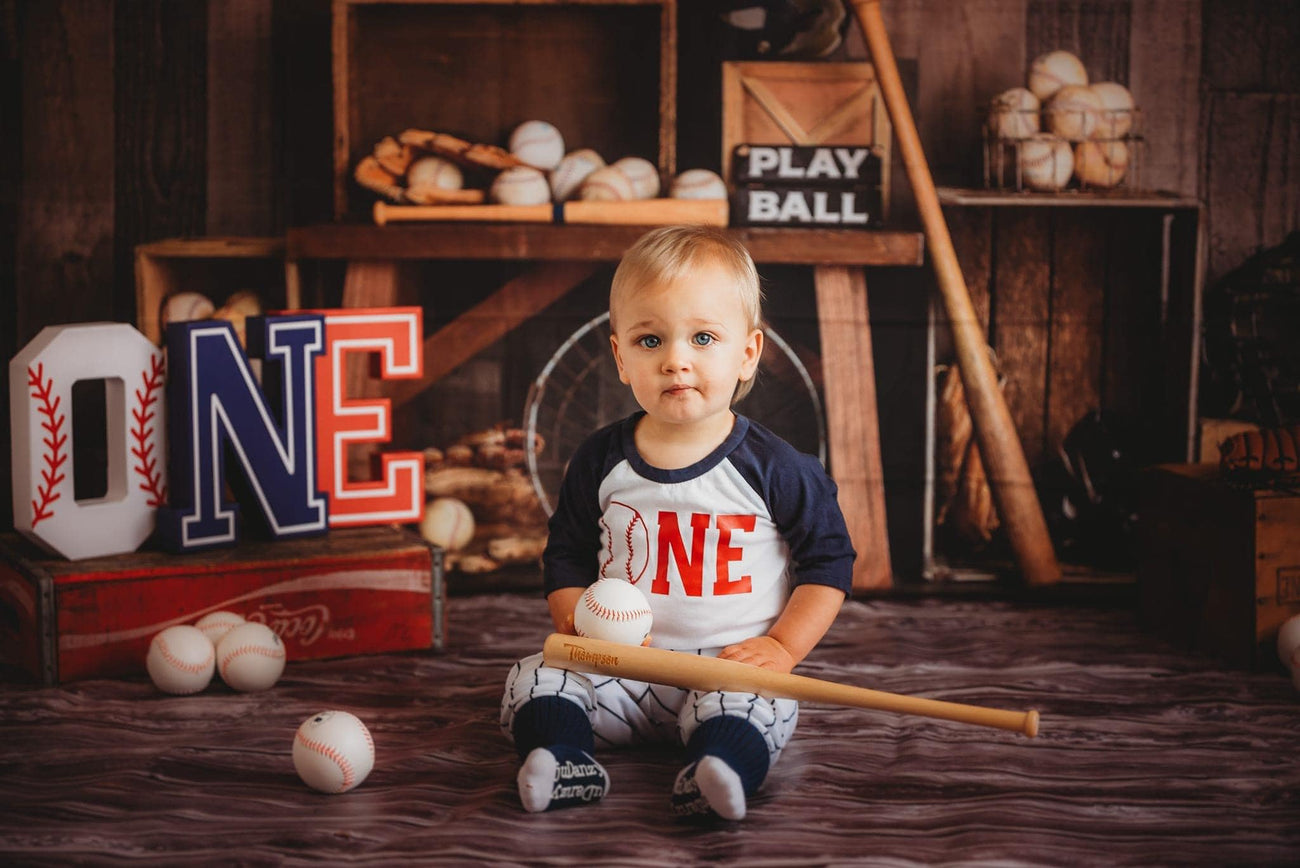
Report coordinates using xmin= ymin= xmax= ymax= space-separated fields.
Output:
xmin=517 ymin=745 xmax=609 ymax=812
xmin=670 ymin=755 xmax=746 ymax=820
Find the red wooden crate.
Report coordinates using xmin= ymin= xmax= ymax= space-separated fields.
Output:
xmin=0 ymin=526 xmax=444 ymax=685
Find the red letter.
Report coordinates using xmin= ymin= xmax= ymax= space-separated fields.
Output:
xmin=310 ymin=308 xmax=424 ymax=526
xmin=652 ymin=511 xmax=710 ymax=596
xmin=713 ymin=514 xmax=755 ymax=595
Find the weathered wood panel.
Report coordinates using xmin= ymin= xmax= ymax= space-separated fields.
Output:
xmin=1202 ymin=0 xmax=1300 ymax=93
xmin=917 ymin=0 xmax=1028 ymax=187
xmin=207 ymin=0 xmax=274 ymax=235
xmin=1101 ymin=210 xmax=1165 ymax=425
xmin=1203 ymin=92 xmax=1300 ymax=282
xmin=1128 ymin=0 xmax=1201 ymax=196
xmin=272 ymin=0 xmax=334 ymax=228
xmin=113 ymin=1 xmax=207 ymax=321
xmin=15 ymin=0 xmax=116 ymax=341
xmin=1026 ymin=0 xmax=1131 ymax=85
xmin=1047 ymin=209 xmax=1108 ymax=449
xmin=992 ymin=209 xmax=1052 ymax=467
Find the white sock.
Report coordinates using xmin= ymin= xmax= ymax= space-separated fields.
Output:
xmin=518 ymin=748 xmax=558 ymax=813
xmin=695 ymin=755 xmax=747 ymax=821
xmin=517 ymin=746 xmax=609 ymax=813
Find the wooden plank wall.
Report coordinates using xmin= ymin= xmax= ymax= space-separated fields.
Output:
xmin=3 ymin=0 xmax=1299 ymax=567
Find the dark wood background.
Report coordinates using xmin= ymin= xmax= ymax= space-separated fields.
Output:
xmin=2 ymin=1 xmax=1298 ymax=578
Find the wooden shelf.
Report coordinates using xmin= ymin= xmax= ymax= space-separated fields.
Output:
xmin=286 ymin=223 xmax=925 ymax=267
xmin=938 ymin=186 xmax=1201 ymax=209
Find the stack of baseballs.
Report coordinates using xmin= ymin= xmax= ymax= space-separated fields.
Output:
xmin=146 ymin=611 xmax=286 ymax=695
xmin=986 ymin=49 xmax=1138 ymax=192
xmin=497 ymin=119 xmax=727 ymax=205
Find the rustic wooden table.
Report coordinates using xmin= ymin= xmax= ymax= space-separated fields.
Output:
xmin=285 ymin=224 xmax=925 ymax=591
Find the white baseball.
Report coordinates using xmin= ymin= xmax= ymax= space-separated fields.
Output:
xmin=1090 ymin=81 xmax=1136 ymax=139
xmin=160 ymin=292 xmax=216 ymax=330
xmin=406 ymin=155 xmax=463 ymax=191
xmin=1018 ymin=134 xmax=1074 ymax=191
xmin=293 ymin=710 xmax=376 ymax=794
xmin=612 ymin=156 xmax=661 ymax=199
xmin=1045 ymin=84 xmax=1104 ymax=141
xmin=549 ymin=149 xmax=606 ymax=201
xmin=146 ymin=625 xmax=216 ymax=695
xmin=1074 ymin=140 xmax=1129 ymax=189
xmin=216 ymin=621 xmax=286 ymax=692
xmin=419 ymin=496 xmax=476 ymax=551
xmin=669 ymin=168 xmax=727 ymax=200
xmin=1028 ymin=49 xmax=1088 ymax=102
xmin=509 ymin=120 xmax=566 ymax=171
xmin=194 ymin=610 xmax=246 ymax=647
xmin=1277 ymin=614 xmax=1300 ymax=672
xmin=490 ymin=165 xmax=552 ymax=206
xmin=988 ymin=87 xmax=1040 ymax=140
xmin=578 ymin=165 xmax=637 ymax=202
xmin=573 ymin=578 xmax=653 ymax=646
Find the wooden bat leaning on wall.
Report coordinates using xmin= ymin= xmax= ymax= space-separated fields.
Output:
xmin=542 ymin=634 xmax=1040 ymax=737
xmin=849 ymin=0 xmax=1062 ymax=585
xmin=373 ymin=198 xmax=729 ymax=227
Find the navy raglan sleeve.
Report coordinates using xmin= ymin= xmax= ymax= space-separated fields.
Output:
xmin=541 ymin=431 xmax=611 ymax=595
xmin=770 ymin=452 xmax=856 ymax=594
xmin=732 ymin=424 xmax=856 ymax=594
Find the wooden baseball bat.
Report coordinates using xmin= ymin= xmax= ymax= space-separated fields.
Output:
xmin=542 ymin=634 xmax=1040 ymax=737
xmin=373 ymin=198 xmax=728 ymax=227
xmin=849 ymin=0 xmax=1061 ymax=585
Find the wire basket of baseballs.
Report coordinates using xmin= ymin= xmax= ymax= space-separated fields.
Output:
xmin=982 ymin=49 xmax=1143 ymax=195
xmin=354 ymin=119 xmax=728 ymax=211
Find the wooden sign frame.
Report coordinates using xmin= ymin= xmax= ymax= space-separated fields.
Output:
xmin=722 ymin=61 xmax=891 ymax=219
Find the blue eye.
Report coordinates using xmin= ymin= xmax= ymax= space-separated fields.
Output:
xmin=692 ymin=333 xmax=714 ymax=346
xmin=636 ymin=335 xmax=661 ymax=349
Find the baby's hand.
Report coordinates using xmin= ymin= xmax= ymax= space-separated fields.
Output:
xmin=718 ymin=636 xmax=795 ymax=674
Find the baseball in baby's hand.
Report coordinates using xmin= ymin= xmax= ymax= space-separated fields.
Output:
xmin=572 ymin=578 xmax=653 ymax=646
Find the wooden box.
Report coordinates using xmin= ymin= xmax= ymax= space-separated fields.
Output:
xmin=134 ymin=237 xmax=292 ymax=345
xmin=332 ymin=0 xmax=677 ymax=220
xmin=1138 ymin=463 xmax=1300 ymax=669
xmin=721 ymin=61 xmax=891 ymax=218
xmin=0 ymin=527 xmax=444 ymax=685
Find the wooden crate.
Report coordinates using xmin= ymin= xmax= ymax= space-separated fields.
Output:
xmin=1138 ymin=463 xmax=1300 ymax=670
xmin=721 ymin=61 xmax=891 ymax=219
xmin=0 ymin=527 xmax=444 ymax=685
xmin=134 ymin=237 xmax=291 ymax=345
xmin=332 ymin=0 xmax=677 ymax=220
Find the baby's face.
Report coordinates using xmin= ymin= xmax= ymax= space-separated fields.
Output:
xmin=609 ymin=260 xmax=762 ymax=433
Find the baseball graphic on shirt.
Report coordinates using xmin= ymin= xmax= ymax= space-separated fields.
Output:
xmin=573 ymin=578 xmax=653 ymax=646
xmin=600 ymin=500 xmax=650 ymax=584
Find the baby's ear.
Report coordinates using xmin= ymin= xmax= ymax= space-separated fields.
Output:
xmin=742 ymin=328 xmax=764 ymax=374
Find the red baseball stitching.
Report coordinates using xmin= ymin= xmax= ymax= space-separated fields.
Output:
xmin=296 ymin=731 xmax=354 ymax=791
xmin=624 ymin=518 xmax=636 ymax=581
xmin=157 ymin=635 xmax=214 ymax=674
xmin=220 ymin=644 xmax=285 ymax=681
xmin=583 ymin=586 xmax=651 ymax=622
xmin=27 ymin=363 xmax=66 ymax=527
xmin=132 ymin=354 xmax=167 ymax=506
xmin=598 ymin=516 xmax=615 ymax=577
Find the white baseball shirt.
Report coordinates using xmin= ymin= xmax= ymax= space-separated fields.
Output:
xmin=543 ymin=413 xmax=855 ymax=650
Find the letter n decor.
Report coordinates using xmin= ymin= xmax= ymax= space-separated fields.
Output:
xmin=158 ymin=315 xmax=328 ymax=552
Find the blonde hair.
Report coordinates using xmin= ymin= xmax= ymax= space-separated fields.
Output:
xmin=610 ymin=225 xmax=764 ymax=403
